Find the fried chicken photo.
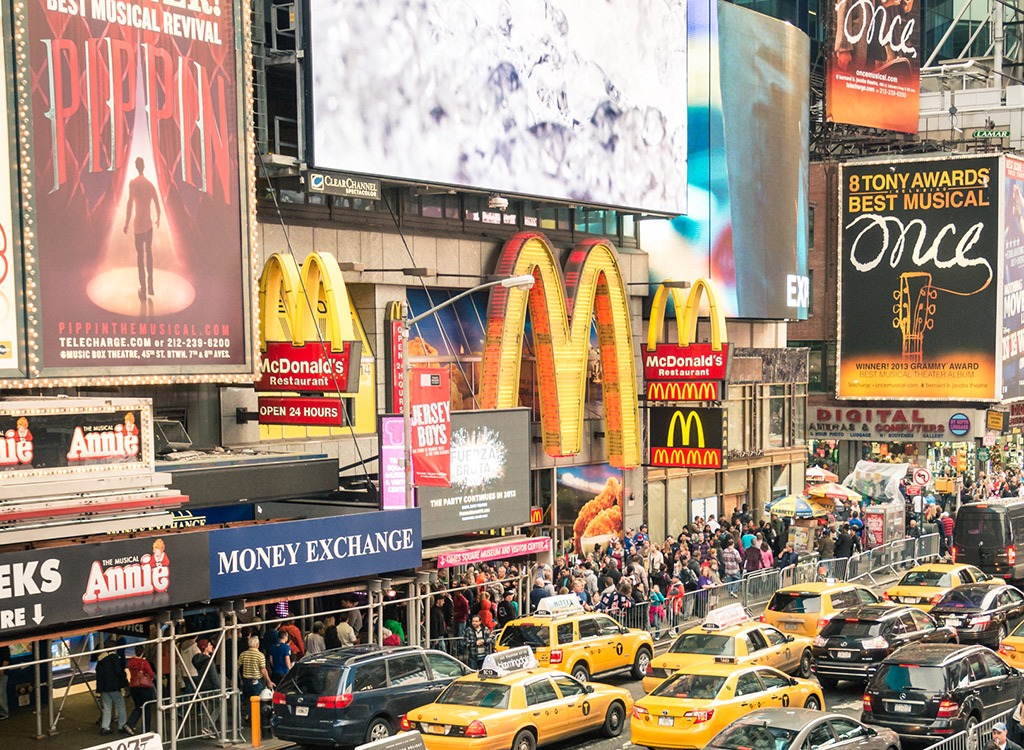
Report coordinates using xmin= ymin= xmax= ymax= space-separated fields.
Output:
xmin=583 ymin=503 xmax=622 ymax=540
xmin=572 ymin=476 xmax=622 ymax=554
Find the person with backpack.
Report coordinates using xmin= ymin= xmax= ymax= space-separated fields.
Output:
xmin=97 ymin=638 xmax=129 ymax=736
xmin=125 ymin=645 xmax=155 ymax=734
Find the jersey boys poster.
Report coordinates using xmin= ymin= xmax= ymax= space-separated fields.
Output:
xmin=826 ymin=0 xmax=921 ymax=133
xmin=838 ymin=156 xmax=1000 ymax=401
xmin=17 ymin=0 xmax=252 ymax=378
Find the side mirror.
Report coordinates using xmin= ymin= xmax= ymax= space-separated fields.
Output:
xmin=620 ymin=627 xmax=629 ymax=635
xmin=786 ymin=635 xmax=795 ymax=643
xmin=586 ymin=685 xmax=595 ymax=694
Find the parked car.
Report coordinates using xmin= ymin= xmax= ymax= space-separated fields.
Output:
xmin=707 ymin=708 xmax=899 ymax=750
xmin=811 ymin=604 xmax=956 ymax=688
xmin=271 ymin=644 xmax=472 ymax=747
xmin=930 ymin=584 xmax=1024 ymax=648
xmin=862 ymin=643 xmax=1024 ymax=741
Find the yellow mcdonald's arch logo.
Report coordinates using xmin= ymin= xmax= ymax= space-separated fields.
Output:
xmin=257 ymin=252 xmax=376 ymax=438
xmin=646 ymin=381 xmax=719 ymax=402
xmin=650 ymin=447 xmax=721 ymax=468
xmin=647 ymin=277 xmax=728 ymax=351
xmin=479 ymin=233 xmax=640 ymax=468
xmin=666 ymin=410 xmax=705 ymax=448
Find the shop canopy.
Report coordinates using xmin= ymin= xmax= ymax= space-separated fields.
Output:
xmin=808 ymin=483 xmax=863 ymax=502
xmin=766 ymin=494 xmax=831 ymax=518
xmin=806 ymin=466 xmax=839 ymax=483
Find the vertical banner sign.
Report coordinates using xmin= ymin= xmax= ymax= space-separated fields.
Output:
xmin=18 ymin=0 xmax=251 ymax=378
xmin=826 ymin=0 xmax=921 ymax=133
xmin=409 ymin=367 xmax=451 ymax=487
xmin=838 ymin=156 xmax=999 ymax=401
xmin=0 ymin=7 xmax=23 ymax=379
xmin=1003 ymin=156 xmax=1024 ymax=400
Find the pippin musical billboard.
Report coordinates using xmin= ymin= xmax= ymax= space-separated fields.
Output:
xmin=14 ymin=0 xmax=253 ymax=381
xmin=837 ymin=156 xmax=1000 ymax=401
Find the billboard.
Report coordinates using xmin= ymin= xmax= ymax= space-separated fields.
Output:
xmin=409 ymin=367 xmax=452 ymax=486
xmin=838 ymin=156 xmax=1000 ymax=401
xmin=308 ymin=0 xmax=687 ymax=214
xmin=12 ymin=0 xmax=254 ymax=382
xmin=825 ymin=0 xmax=921 ymax=133
xmin=556 ymin=463 xmax=624 ymax=556
xmin=648 ymin=406 xmax=727 ymax=469
xmin=1003 ymin=155 xmax=1024 ymax=400
xmin=0 ymin=6 xmax=23 ymax=379
xmin=641 ymin=0 xmax=809 ymax=320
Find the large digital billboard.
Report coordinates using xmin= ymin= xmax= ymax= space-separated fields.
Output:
xmin=838 ymin=156 xmax=1000 ymax=401
xmin=12 ymin=0 xmax=254 ymax=382
xmin=1003 ymin=156 xmax=1024 ymax=400
xmin=641 ymin=0 xmax=809 ymax=320
xmin=825 ymin=0 xmax=921 ymax=133
xmin=308 ymin=0 xmax=687 ymax=214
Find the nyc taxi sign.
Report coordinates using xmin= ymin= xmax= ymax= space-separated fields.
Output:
xmin=534 ymin=595 xmax=585 ymax=616
xmin=702 ymin=603 xmax=749 ymax=630
xmin=481 ymin=646 xmax=539 ymax=676
xmin=648 ymin=406 xmax=727 ymax=469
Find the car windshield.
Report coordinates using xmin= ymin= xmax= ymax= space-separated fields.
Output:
xmin=937 ymin=588 xmax=989 ymax=609
xmin=820 ymin=619 xmax=883 ymax=638
xmin=277 ymin=665 xmax=344 ymax=697
xmin=876 ymin=664 xmax=946 ymax=693
xmin=651 ymin=673 xmax=727 ymax=700
xmin=436 ymin=682 xmax=511 ymax=709
xmin=498 ymin=625 xmax=550 ymax=648
xmin=766 ymin=593 xmax=821 ymax=614
xmin=954 ymin=511 xmax=1007 ymax=547
xmin=709 ymin=722 xmax=799 ymax=750
xmin=898 ymin=571 xmax=952 ymax=588
xmin=669 ymin=633 xmax=735 ymax=656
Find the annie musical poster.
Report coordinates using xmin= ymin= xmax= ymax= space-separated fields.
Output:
xmin=17 ymin=0 xmax=251 ymax=378
xmin=837 ymin=156 xmax=1000 ymax=401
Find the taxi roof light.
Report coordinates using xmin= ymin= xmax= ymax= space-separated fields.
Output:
xmin=479 ymin=646 xmax=539 ymax=677
xmin=534 ymin=595 xmax=585 ymax=616
xmin=702 ymin=603 xmax=750 ymax=630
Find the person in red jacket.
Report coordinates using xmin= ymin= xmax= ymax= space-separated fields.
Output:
xmin=940 ymin=512 xmax=955 ymax=555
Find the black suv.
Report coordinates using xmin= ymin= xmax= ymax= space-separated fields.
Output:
xmin=812 ymin=604 xmax=956 ymax=688
xmin=863 ymin=643 xmax=1024 ymax=740
xmin=271 ymin=645 xmax=471 ymax=747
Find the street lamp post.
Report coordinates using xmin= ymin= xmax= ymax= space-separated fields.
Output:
xmin=402 ymin=274 xmax=535 ymax=510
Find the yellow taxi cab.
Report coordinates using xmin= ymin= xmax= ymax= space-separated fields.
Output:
xmin=999 ymin=618 xmax=1024 ymax=668
xmin=494 ymin=595 xmax=654 ymax=683
xmin=641 ymin=603 xmax=814 ymax=693
xmin=403 ymin=646 xmax=633 ymax=750
xmin=761 ymin=581 xmax=880 ymax=638
xmin=631 ymin=662 xmax=824 ymax=750
xmin=882 ymin=563 xmax=1000 ymax=611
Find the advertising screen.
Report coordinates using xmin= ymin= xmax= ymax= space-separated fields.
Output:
xmin=0 ymin=9 xmax=22 ymax=379
xmin=641 ymin=0 xmax=809 ymax=320
xmin=308 ymin=0 xmax=687 ymax=214
xmin=18 ymin=0 xmax=252 ymax=379
xmin=825 ymin=0 xmax=921 ymax=133
xmin=1003 ymin=155 xmax=1024 ymax=400
xmin=838 ymin=156 xmax=1000 ymax=401
xmin=556 ymin=463 xmax=624 ymax=557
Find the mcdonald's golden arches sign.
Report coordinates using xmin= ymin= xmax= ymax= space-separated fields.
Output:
xmin=649 ymin=406 xmax=727 ymax=469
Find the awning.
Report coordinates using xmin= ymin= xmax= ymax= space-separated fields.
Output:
xmin=422 ymin=535 xmax=552 ymax=569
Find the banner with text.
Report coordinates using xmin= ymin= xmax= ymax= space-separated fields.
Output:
xmin=19 ymin=0 xmax=251 ymax=379
xmin=838 ymin=156 xmax=1000 ymax=400
xmin=826 ymin=0 xmax=920 ymax=132
xmin=409 ymin=367 xmax=451 ymax=486
xmin=1003 ymin=155 xmax=1024 ymax=400
xmin=0 ymin=8 xmax=22 ymax=379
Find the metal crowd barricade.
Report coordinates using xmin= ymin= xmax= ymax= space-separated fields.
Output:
xmin=921 ymin=707 xmax=1013 ymax=750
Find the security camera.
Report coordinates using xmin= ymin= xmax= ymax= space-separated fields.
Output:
xmin=488 ymin=194 xmax=509 ymax=212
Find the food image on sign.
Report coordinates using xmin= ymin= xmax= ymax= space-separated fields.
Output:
xmin=556 ymin=465 xmax=624 ymax=556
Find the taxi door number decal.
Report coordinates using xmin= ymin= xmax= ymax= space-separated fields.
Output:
xmin=615 ymin=643 xmax=623 ymax=656
xmin=582 ymin=701 xmax=591 ymax=716
xmin=781 ymin=693 xmax=790 ymax=707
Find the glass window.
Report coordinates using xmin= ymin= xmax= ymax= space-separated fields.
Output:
xmin=820 ymin=620 xmax=883 ymax=639
xmin=499 ymin=624 xmax=550 ymax=648
xmin=855 ymin=588 xmax=880 ymax=605
xmin=940 ymin=588 xmax=990 ymax=608
xmin=829 ymin=590 xmax=860 ymax=610
xmin=981 ymin=651 xmax=1010 ymax=678
xmin=735 ymin=673 xmax=764 ymax=696
xmin=595 ymin=616 xmax=621 ymax=636
xmin=768 ymin=593 xmax=821 ymax=614
xmin=352 ymin=662 xmax=387 ymax=692
xmin=966 ymin=654 xmax=988 ymax=682
xmin=761 ymin=627 xmax=788 ymax=647
xmin=277 ymin=665 xmax=344 ymax=697
xmin=557 ymin=623 xmax=575 ymax=645
xmin=578 ymin=619 xmax=600 ymax=639
xmin=437 ymin=682 xmax=510 ymax=709
xmin=524 ymin=679 xmax=559 ymax=706
xmin=756 ymin=669 xmax=790 ymax=690
xmin=746 ymin=630 xmax=770 ymax=653
xmin=552 ymin=676 xmax=586 ymax=698
xmin=651 ymin=673 xmax=727 ymax=700
xmin=767 ymin=385 xmax=787 ymax=449
xmin=387 ymin=654 xmax=428 ymax=686
xmin=829 ymin=719 xmax=868 ymax=741
xmin=877 ymin=664 xmax=946 ymax=692
xmin=668 ymin=633 xmax=735 ymax=656
xmin=968 ymin=567 xmax=990 ymax=583
xmin=711 ymin=723 xmax=799 ymax=750
xmin=427 ymin=653 xmax=467 ymax=680
xmin=805 ymin=722 xmax=836 ymax=750
xmin=909 ymin=610 xmax=936 ymax=631
xmin=898 ymin=571 xmax=952 ymax=588
xmin=894 ymin=613 xmax=917 ymax=634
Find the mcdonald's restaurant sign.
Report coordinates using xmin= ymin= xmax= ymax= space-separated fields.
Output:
xmin=649 ymin=406 xmax=727 ymax=469
xmin=644 ymin=278 xmax=730 ymax=403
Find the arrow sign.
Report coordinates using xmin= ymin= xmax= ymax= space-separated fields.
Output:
xmin=32 ymin=603 xmax=43 ymax=625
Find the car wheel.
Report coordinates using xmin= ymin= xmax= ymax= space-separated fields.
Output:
xmin=799 ymin=650 xmax=813 ymax=679
xmin=571 ymin=662 xmax=590 ymax=683
xmin=999 ymin=624 xmax=1008 ymax=643
xmin=817 ymin=676 xmax=838 ymax=690
xmin=512 ymin=729 xmax=537 ymax=750
xmin=603 ymin=701 xmax=626 ymax=738
xmin=365 ymin=717 xmax=393 ymax=744
xmin=804 ymin=695 xmax=822 ymax=711
xmin=632 ymin=647 xmax=652 ymax=680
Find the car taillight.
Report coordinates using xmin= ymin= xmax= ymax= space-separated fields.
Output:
xmin=817 ymin=617 xmax=830 ymax=630
xmin=882 ymin=592 xmax=891 ymax=601
xmin=645 ymin=662 xmax=655 ymax=675
xmin=937 ymin=700 xmax=959 ymax=718
xmin=550 ymin=649 xmax=563 ymax=664
xmin=813 ymin=635 xmax=827 ymax=648
xmin=951 ymin=547 xmax=958 ymax=562
xmin=931 ymin=594 xmax=945 ymax=605
xmin=632 ymin=706 xmax=649 ymax=719
xmin=759 ymin=614 xmax=767 ymax=623
xmin=969 ymin=615 xmax=992 ymax=627
xmin=862 ymin=694 xmax=872 ymax=713
xmin=684 ymin=709 xmax=715 ymax=724
xmin=272 ymin=691 xmax=286 ymax=705
xmin=465 ymin=721 xmax=487 ymax=737
xmin=1009 ymin=546 xmax=1017 ymax=565
xmin=400 ymin=716 xmax=412 ymax=731
xmin=1001 ymin=644 xmax=1016 ymax=655
xmin=317 ymin=693 xmax=354 ymax=709
xmin=862 ymin=636 xmax=889 ymax=650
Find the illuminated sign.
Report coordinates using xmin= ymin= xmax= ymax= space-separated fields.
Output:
xmin=257 ymin=396 xmax=346 ymax=427
xmin=644 ymin=278 xmax=730 ymax=402
xmin=987 ymin=409 xmax=1006 ymax=433
xmin=649 ymin=406 xmax=727 ymax=469
xmin=479 ymin=233 xmax=641 ymax=468
xmin=529 ymin=506 xmax=544 ymax=525
xmin=257 ymin=253 xmax=376 ymax=436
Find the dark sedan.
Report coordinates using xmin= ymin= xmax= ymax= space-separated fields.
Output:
xmin=811 ymin=603 xmax=956 ymax=688
xmin=931 ymin=584 xmax=1024 ymax=648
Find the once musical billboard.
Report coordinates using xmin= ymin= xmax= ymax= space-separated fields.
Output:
xmin=826 ymin=0 xmax=921 ymax=133
xmin=308 ymin=0 xmax=687 ymax=214
xmin=641 ymin=0 xmax=809 ymax=319
xmin=1003 ymin=155 xmax=1024 ymax=400
xmin=12 ymin=0 xmax=254 ymax=382
xmin=838 ymin=156 xmax=1000 ymax=401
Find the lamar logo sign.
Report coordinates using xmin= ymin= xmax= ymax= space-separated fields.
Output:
xmin=649 ymin=406 xmax=727 ymax=469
